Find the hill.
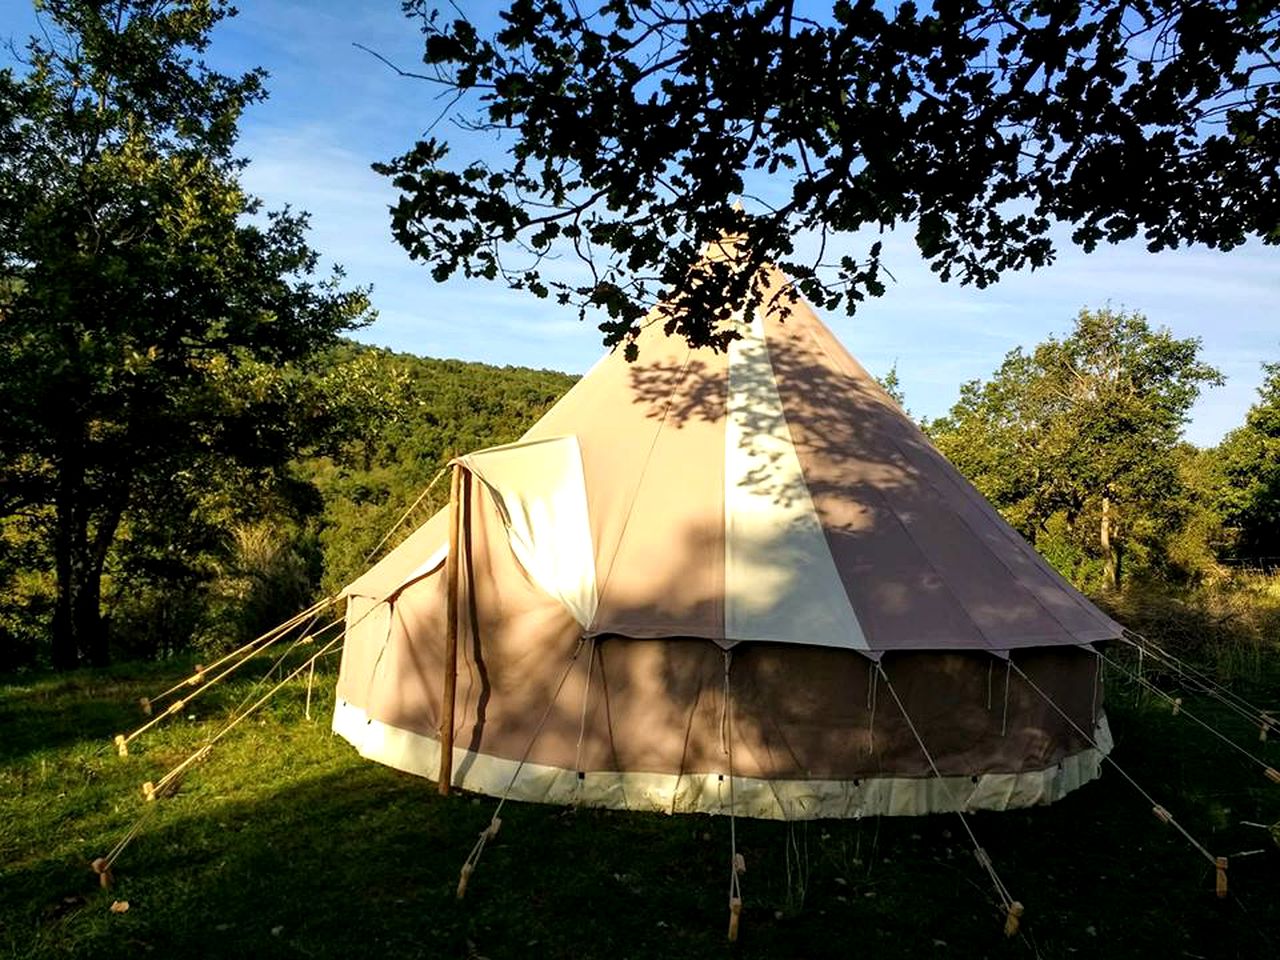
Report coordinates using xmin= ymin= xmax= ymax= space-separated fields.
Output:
xmin=0 ymin=342 xmax=578 ymax=671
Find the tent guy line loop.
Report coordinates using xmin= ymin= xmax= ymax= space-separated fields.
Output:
xmin=456 ymin=637 xmax=588 ymax=901
xmin=1006 ymin=659 xmax=1219 ymax=868
xmin=866 ymin=662 xmax=877 ymax=754
xmin=1000 ymin=658 xmax=1012 ymax=737
xmin=1091 ymin=652 xmax=1101 ymax=728
xmin=573 ymin=635 xmax=597 ymax=795
xmin=875 ymin=662 xmax=1020 ymax=930
xmin=723 ymin=649 xmax=744 ymax=943
xmin=1095 ymin=649 xmax=1280 ymax=784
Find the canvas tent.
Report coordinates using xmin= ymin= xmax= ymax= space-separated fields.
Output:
xmin=332 ymin=255 xmax=1123 ymax=822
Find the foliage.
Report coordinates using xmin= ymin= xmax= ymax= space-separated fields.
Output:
xmin=0 ymin=1 xmax=371 ymax=668
xmin=377 ymin=0 xmax=1279 ymax=354
xmin=0 ymin=334 xmax=575 ymax=670
xmin=875 ymin=360 xmax=907 ymax=411
xmin=928 ymin=308 xmax=1221 ymax=589
xmin=1216 ymin=362 xmax=1280 ymax=565
xmin=1162 ymin=442 xmax=1233 ymax=581
xmin=1098 ymin=571 xmax=1280 ymax=687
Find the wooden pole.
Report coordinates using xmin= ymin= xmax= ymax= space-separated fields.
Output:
xmin=439 ymin=464 xmax=463 ymax=795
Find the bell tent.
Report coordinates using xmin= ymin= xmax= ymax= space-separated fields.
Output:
xmin=331 ymin=257 xmax=1123 ymax=823
xmin=97 ymin=250 xmax=1274 ymax=937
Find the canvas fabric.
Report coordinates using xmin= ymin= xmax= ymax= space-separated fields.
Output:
xmin=334 ymin=258 xmax=1120 ymax=816
xmin=334 ymin=469 xmax=1108 ymax=810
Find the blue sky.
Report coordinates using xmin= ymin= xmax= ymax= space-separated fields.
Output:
xmin=3 ymin=0 xmax=1275 ymax=445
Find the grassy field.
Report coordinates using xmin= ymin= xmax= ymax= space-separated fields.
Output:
xmin=2 ymin=650 xmax=1278 ymax=960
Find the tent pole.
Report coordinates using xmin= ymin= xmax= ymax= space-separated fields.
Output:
xmin=439 ymin=463 xmax=464 ymax=796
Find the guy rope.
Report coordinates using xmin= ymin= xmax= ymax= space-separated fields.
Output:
xmin=876 ymin=661 xmax=1024 ymax=937
xmin=1096 ymin=648 xmax=1280 ymax=787
xmin=96 ymin=467 xmax=453 ymax=884
xmin=1008 ymin=658 xmax=1230 ymax=897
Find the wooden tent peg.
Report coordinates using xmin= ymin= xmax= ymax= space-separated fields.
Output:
xmin=114 ymin=735 xmax=128 ymax=757
xmin=1003 ymin=901 xmax=1025 ymax=938
xmin=142 ymin=781 xmax=156 ymax=802
xmin=456 ymin=862 xmax=473 ymax=900
xmin=90 ymin=857 xmax=113 ymax=889
xmin=1215 ymin=856 xmax=1228 ymax=899
xmin=138 ymin=697 xmax=152 ymax=717
xmin=727 ymin=896 xmax=742 ymax=942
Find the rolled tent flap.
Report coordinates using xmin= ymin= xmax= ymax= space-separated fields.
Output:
xmin=458 ymin=435 xmax=599 ymax=629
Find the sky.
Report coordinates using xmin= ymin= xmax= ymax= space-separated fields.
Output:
xmin=2 ymin=0 xmax=1276 ymax=446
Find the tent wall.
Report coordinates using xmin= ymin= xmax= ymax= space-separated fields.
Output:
xmin=334 ymin=479 xmax=1109 ymax=818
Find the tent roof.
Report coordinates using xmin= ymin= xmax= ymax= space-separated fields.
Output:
xmin=347 ymin=262 xmax=1121 ymax=653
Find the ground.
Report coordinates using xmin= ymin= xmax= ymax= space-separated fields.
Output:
xmin=1 ymin=653 xmax=1278 ymax=959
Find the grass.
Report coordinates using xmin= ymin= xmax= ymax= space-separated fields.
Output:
xmin=1 ymin=648 xmax=1279 ymax=960
xmin=1102 ymin=572 xmax=1280 ymax=692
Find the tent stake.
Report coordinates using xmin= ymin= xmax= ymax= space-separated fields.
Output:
xmin=439 ymin=464 xmax=464 ymax=796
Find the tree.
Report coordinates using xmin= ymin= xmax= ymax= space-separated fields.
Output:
xmin=876 ymin=360 xmax=907 ymax=410
xmin=0 ymin=1 xmax=370 ymax=668
xmin=929 ymin=308 xmax=1221 ymax=589
xmin=373 ymin=1 xmax=1278 ymax=354
xmin=1216 ymin=362 xmax=1280 ymax=564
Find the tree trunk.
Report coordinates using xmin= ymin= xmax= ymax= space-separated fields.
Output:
xmin=50 ymin=440 xmax=128 ymax=670
xmin=50 ymin=445 xmax=85 ymax=671
xmin=1100 ymin=494 xmax=1118 ymax=590
xmin=78 ymin=553 xmax=110 ymax=667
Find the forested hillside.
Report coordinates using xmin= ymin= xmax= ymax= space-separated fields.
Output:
xmin=0 ymin=342 xmax=575 ymax=672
